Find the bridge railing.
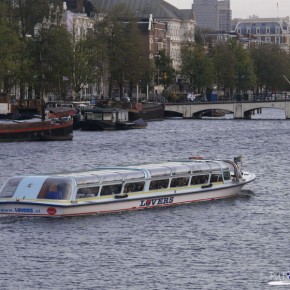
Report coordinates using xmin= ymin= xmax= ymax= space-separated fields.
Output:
xmin=165 ymin=92 xmax=290 ymax=104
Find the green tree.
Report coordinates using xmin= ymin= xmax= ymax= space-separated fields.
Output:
xmin=180 ymin=45 xmax=214 ymax=93
xmin=250 ymin=44 xmax=290 ymax=93
xmin=211 ymin=39 xmax=255 ymax=97
xmin=33 ymin=25 xmax=73 ymax=99
xmin=0 ymin=0 xmax=65 ymax=100
xmin=71 ymin=30 xmax=102 ymax=97
xmin=14 ymin=0 xmax=63 ymax=38
xmin=122 ymin=18 xmax=151 ymax=98
xmin=0 ymin=1 xmax=22 ymax=97
xmin=155 ymin=50 xmax=175 ymax=88
xmin=211 ymin=41 xmax=235 ymax=94
xmin=230 ymin=40 xmax=256 ymax=95
xmin=95 ymin=4 xmax=154 ymax=98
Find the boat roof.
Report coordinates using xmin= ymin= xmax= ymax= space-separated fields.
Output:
xmin=51 ymin=160 xmax=230 ymax=185
xmin=0 ymin=118 xmax=47 ymax=125
xmin=83 ymin=107 xmax=128 ymax=113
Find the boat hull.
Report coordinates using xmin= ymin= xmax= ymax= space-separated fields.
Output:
xmin=0 ymin=182 xmax=248 ymax=217
xmin=129 ymin=102 xmax=164 ymax=121
xmin=79 ymin=119 xmax=115 ymax=131
xmin=79 ymin=119 xmax=147 ymax=131
xmin=0 ymin=119 xmax=73 ymax=142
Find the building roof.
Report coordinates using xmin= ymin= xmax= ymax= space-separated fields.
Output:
xmin=90 ymin=0 xmax=194 ymax=21
xmin=235 ymin=17 xmax=290 ymax=34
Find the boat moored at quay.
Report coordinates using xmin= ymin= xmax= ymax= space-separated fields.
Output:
xmin=0 ymin=157 xmax=255 ymax=217
xmin=0 ymin=103 xmax=75 ymax=142
xmin=0 ymin=117 xmax=73 ymax=142
xmin=78 ymin=107 xmax=147 ymax=130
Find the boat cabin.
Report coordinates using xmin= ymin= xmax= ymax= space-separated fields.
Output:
xmin=82 ymin=107 xmax=129 ymax=123
xmin=0 ymin=160 xmax=240 ymax=202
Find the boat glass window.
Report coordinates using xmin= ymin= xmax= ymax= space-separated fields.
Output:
xmin=225 ymin=162 xmax=235 ymax=173
xmin=0 ymin=177 xmax=23 ymax=198
xmin=223 ymin=171 xmax=231 ymax=181
xmin=103 ymin=113 xmax=112 ymax=121
xmin=123 ymin=182 xmax=145 ymax=193
xmin=190 ymin=175 xmax=209 ymax=185
xmin=86 ymin=112 xmax=93 ymax=120
xmin=170 ymin=177 xmax=190 ymax=188
xmin=92 ymin=113 xmax=102 ymax=120
xmin=210 ymin=173 xmax=223 ymax=183
xmin=37 ymin=178 xmax=72 ymax=200
xmin=76 ymin=186 xmax=99 ymax=198
xmin=100 ymin=184 xmax=122 ymax=196
xmin=149 ymin=179 xmax=169 ymax=190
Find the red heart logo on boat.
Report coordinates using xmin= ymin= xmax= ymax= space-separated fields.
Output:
xmin=47 ymin=207 xmax=57 ymax=215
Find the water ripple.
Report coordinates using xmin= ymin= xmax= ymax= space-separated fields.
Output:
xmin=0 ymin=110 xmax=288 ymax=289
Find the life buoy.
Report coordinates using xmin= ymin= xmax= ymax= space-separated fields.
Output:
xmin=189 ymin=156 xmax=203 ymax=160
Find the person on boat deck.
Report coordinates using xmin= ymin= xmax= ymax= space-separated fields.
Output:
xmin=124 ymin=187 xmax=132 ymax=193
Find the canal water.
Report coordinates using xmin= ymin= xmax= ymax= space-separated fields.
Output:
xmin=0 ymin=108 xmax=289 ymax=289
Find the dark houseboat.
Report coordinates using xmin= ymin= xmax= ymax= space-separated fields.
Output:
xmin=78 ymin=107 xmax=147 ymax=131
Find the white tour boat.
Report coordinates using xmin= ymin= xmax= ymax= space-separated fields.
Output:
xmin=0 ymin=157 xmax=255 ymax=217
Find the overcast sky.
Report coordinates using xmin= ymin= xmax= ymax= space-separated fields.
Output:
xmin=165 ymin=0 xmax=290 ymax=19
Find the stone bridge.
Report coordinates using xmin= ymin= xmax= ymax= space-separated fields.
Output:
xmin=164 ymin=100 xmax=290 ymax=119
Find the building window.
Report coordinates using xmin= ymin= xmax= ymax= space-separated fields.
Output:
xmin=247 ymin=28 xmax=251 ymax=34
xmin=256 ymin=28 xmax=260 ymax=34
xmin=266 ymin=27 xmax=270 ymax=34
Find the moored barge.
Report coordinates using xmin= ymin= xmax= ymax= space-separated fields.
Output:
xmin=0 ymin=118 xmax=73 ymax=142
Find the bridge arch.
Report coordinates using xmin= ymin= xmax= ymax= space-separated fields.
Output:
xmin=241 ymin=102 xmax=289 ymax=119
xmin=164 ymin=100 xmax=290 ymax=119
xmin=243 ymin=106 xmax=286 ymax=118
xmin=192 ymin=109 xmax=233 ymax=119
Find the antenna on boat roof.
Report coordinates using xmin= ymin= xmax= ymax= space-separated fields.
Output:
xmin=234 ymin=155 xmax=243 ymax=170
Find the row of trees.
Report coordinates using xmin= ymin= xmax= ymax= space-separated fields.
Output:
xmin=1 ymin=1 xmax=290 ymax=102
xmin=180 ymin=39 xmax=290 ymax=98
xmin=0 ymin=1 xmax=169 ymax=100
